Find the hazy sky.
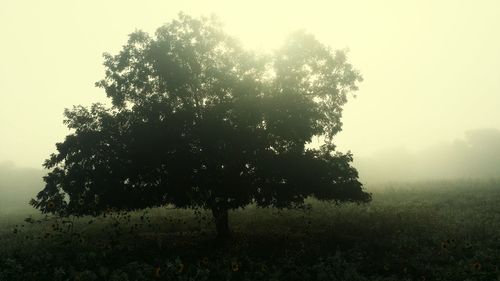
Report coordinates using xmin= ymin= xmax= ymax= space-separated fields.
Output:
xmin=1 ymin=0 xmax=499 ymax=168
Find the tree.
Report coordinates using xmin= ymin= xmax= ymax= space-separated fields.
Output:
xmin=31 ymin=13 xmax=371 ymax=239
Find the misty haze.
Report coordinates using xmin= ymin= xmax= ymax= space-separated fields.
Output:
xmin=1 ymin=1 xmax=499 ymax=280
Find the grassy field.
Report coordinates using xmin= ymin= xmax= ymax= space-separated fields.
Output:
xmin=1 ymin=179 xmax=499 ymax=281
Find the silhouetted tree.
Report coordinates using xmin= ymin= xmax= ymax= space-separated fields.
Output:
xmin=31 ymin=13 xmax=370 ymax=239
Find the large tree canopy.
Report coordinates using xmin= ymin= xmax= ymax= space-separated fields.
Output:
xmin=32 ymin=13 xmax=370 ymax=237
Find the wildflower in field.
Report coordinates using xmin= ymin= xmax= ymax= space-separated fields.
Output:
xmin=472 ymin=262 xmax=481 ymax=271
xmin=153 ymin=267 xmax=160 ymax=278
xmin=176 ymin=262 xmax=184 ymax=273
xmin=231 ymin=260 xmax=239 ymax=272
xmin=261 ymin=264 xmax=268 ymax=272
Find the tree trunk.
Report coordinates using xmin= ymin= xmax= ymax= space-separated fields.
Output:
xmin=211 ymin=207 xmax=230 ymax=241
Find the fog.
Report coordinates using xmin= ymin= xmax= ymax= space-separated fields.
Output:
xmin=2 ymin=128 xmax=499 ymax=211
xmin=1 ymin=0 xmax=500 ymax=202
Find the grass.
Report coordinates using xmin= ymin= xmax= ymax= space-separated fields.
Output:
xmin=0 ymin=179 xmax=499 ymax=280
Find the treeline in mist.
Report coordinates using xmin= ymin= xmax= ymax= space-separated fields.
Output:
xmin=355 ymin=128 xmax=500 ymax=183
xmin=0 ymin=161 xmax=43 ymax=213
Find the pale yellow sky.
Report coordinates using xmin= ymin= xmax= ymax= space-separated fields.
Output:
xmin=1 ymin=0 xmax=499 ymax=168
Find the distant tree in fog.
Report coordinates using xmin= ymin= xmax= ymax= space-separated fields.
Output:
xmin=0 ymin=162 xmax=43 ymax=211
